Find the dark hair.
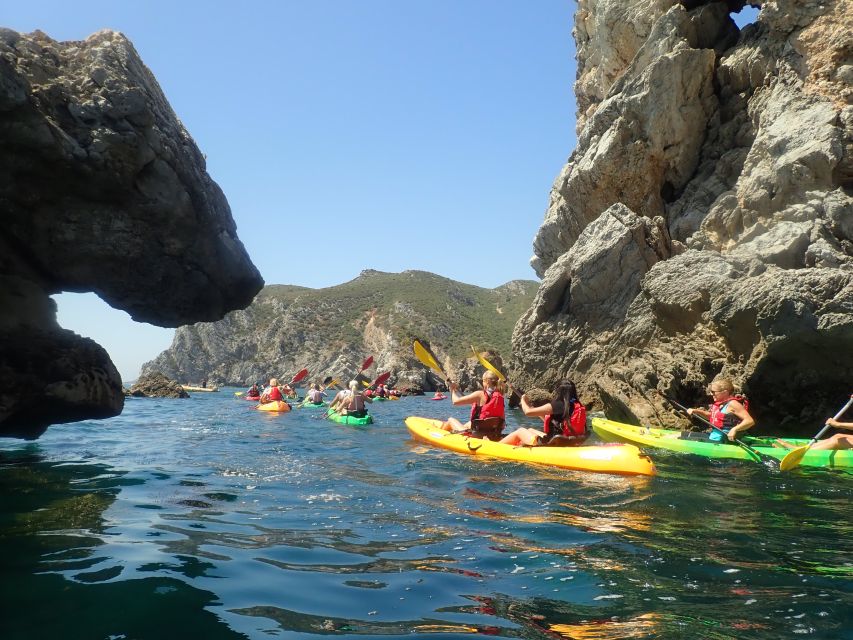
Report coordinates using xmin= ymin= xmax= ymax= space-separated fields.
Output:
xmin=551 ymin=380 xmax=578 ymax=416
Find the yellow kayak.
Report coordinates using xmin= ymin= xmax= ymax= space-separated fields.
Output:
xmin=256 ymin=400 xmax=291 ymax=412
xmin=405 ymin=417 xmax=655 ymax=476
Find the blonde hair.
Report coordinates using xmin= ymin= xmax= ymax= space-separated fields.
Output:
xmin=710 ymin=378 xmax=734 ymax=393
xmin=481 ymin=370 xmax=505 ymax=394
xmin=270 ymin=378 xmax=279 ymax=387
xmin=349 ymin=380 xmax=358 ymax=393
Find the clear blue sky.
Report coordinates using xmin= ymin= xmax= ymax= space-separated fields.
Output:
xmin=6 ymin=2 xmax=758 ymax=380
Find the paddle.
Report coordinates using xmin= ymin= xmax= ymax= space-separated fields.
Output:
xmin=471 ymin=345 xmax=522 ymax=405
xmin=780 ymin=395 xmax=853 ymax=471
xmin=360 ymin=356 xmax=374 ymax=373
xmin=660 ymin=393 xmax=774 ymax=465
xmin=289 ymin=368 xmax=309 ymax=386
xmin=367 ymin=371 xmax=391 ymax=391
xmin=413 ymin=339 xmax=449 ymax=384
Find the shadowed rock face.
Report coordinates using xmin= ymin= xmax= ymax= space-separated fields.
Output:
xmin=0 ymin=28 xmax=263 ymax=438
xmin=512 ymin=0 xmax=853 ymax=432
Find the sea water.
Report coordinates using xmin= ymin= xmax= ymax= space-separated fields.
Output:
xmin=1 ymin=391 xmax=851 ymax=639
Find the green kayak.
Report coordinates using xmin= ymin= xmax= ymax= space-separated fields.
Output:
xmin=301 ymin=401 xmax=327 ymax=408
xmin=591 ymin=418 xmax=853 ymax=469
xmin=371 ymin=397 xmax=387 ymax=402
xmin=327 ymin=410 xmax=373 ymax=426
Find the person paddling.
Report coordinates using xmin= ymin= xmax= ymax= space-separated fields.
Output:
xmin=336 ymin=380 xmax=372 ymax=418
xmin=260 ymin=378 xmax=285 ymax=404
xmin=499 ymin=381 xmax=587 ymax=447
xmin=246 ymin=383 xmax=261 ymax=399
xmin=441 ymin=371 xmax=505 ymax=440
xmin=307 ymin=383 xmax=326 ymax=404
xmin=686 ymin=378 xmax=754 ymax=442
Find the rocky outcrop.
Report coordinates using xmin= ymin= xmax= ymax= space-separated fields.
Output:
xmin=0 ymin=29 xmax=263 ymax=438
xmin=142 ymin=270 xmax=537 ymax=394
xmin=513 ymin=0 xmax=853 ymax=432
xmin=128 ymin=372 xmax=189 ymax=398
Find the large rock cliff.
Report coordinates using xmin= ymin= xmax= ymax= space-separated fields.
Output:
xmin=513 ymin=0 xmax=853 ymax=431
xmin=142 ymin=270 xmax=537 ymax=393
xmin=0 ymin=29 xmax=263 ymax=438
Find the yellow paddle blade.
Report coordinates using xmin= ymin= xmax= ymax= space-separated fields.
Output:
xmin=779 ymin=445 xmax=810 ymax=471
xmin=413 ymin=340 xmax=445 ymax=378
xmin=234 ymin=391 xmax=244 ymax=396
xmin=471 ymin=345 xmax=505 ymax=381
xmin=361 ymin=380 xmax=370 ymax=387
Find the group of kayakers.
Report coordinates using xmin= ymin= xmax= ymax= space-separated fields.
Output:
xmin=245 ymin=379 xmax=297 ymax=403
xmin=438 ymin=373 xmax=852 ymax=453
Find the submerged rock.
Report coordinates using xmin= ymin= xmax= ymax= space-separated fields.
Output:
xmin=513 ymin=0 xmax=853 ymax=431
xmin=0 ymin=28 xmax=263 ymax=438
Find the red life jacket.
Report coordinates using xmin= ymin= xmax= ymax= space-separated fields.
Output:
xmin=709 ymin=395 xmax=747 ymax=430
xmin=543 ymin=400 xmax=587 ymax=438
xmin=266 ymin=386 xmax=283 ymax=402
xmin=470 ymin=389 xmax=505 ymax=422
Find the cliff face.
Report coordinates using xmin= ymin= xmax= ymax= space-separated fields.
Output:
xmin=142 ymin=270 xmax=537 ymax=393
xmin=0 ymin=29 xmax=263 ymax=438
xmin=513 ymin=0 xmax=853 ymax=431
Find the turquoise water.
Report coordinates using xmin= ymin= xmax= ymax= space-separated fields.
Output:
xmin=1 ymin=391 xmax=851 ymax=639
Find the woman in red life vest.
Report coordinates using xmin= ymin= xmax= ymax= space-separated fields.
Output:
xmin=499 ymin=381 xmax=587 ymax=446
xmin=687 ymin=378 xmax=754 ymax=442
xmin=260 ymin=377 xmax=284 ymax=403
xmin=441 ymin=371 xmax=505 ymax=438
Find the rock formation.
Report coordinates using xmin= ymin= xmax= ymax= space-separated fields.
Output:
xmin=142 ymin=270 xmax=537 ymax=394
xmin=513 ymin=0 xmax=853 ymax=432
xmin=0 ymin=29 xmax=263 ymax=438
xmin=128 ymin=372 xmax=189 ymax=398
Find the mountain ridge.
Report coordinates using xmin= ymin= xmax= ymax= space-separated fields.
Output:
xmin=142 ymin=270 xmax=538 ymax=391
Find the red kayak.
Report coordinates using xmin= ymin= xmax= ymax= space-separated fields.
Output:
xmin=244 ymin=395 xmax=261 ymax=402
xmin=431 ymin=394 xmax=447 ymax=401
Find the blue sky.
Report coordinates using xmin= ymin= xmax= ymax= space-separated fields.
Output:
xmin=6 ymin=2 xmax=759 ymax=380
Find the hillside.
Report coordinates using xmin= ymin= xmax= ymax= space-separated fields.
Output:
xmin=142 ymin=270 xmax=537 ymax=390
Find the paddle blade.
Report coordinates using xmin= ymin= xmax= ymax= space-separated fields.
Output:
xmin=370 ymin=371 xmax=391 ymax=389
xmin=413 ymin=340 xmax=445 ymax=378
xmin=234 ymin=391 xmax=244 ymax=396
xmin=322 ymin=375 xmax=333 ymax=385
xmin=779 ymin=446 xmax=810 ymax=472
xmin=290 ymin=368 xmax=309 ymax=385
xmin=360 ymin=356 xmax=374 ymax=372
xmin=471 ymin=345 xmax=506 ymax=381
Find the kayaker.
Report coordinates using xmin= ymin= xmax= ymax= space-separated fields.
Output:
xmin=498 ymin=381 xmax=588 ymax=446
xmin=441 ymin=371 xmax=505 ymax=440
xmin=328 ymin=386 xmax=351 ymax=413
xmin=687 ymin=378 xmax=754 ymax=442
xmin=777 ymin=416 xmax=853 ymax=451
xmin=246 ymin=383 xmax=261 ymax=399
xmin=307 ymin=384 xmax=326 ymax=404
xmin=337 ymin=380 xmax=373 ymax=417
xmin=260 ymin=378 xmax=285 ymax=403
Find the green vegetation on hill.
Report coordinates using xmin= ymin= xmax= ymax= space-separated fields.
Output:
xmin=254 ymin=270 xmax=537 ymax=358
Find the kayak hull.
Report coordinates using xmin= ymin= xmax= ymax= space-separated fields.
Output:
xmin=591 ymin=418 xmax=853 ymax=469
xmin=431 ymin=396 xmax=447 ymax=401
xmin=328 ymin=410 xmax=373 ymax=426
xmin=256 ymin=400 xmax=291 ymax=413
xmin=301 ymin=401 xmax=327 ymax=408
xmin=405 ymin=417 xmax=655 ymax=476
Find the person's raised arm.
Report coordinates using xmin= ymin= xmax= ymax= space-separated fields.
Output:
xmin=450 ymin=382 xmax=483 ymax=407
xmin=520 ymin=395 xmax=552 ymax=418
